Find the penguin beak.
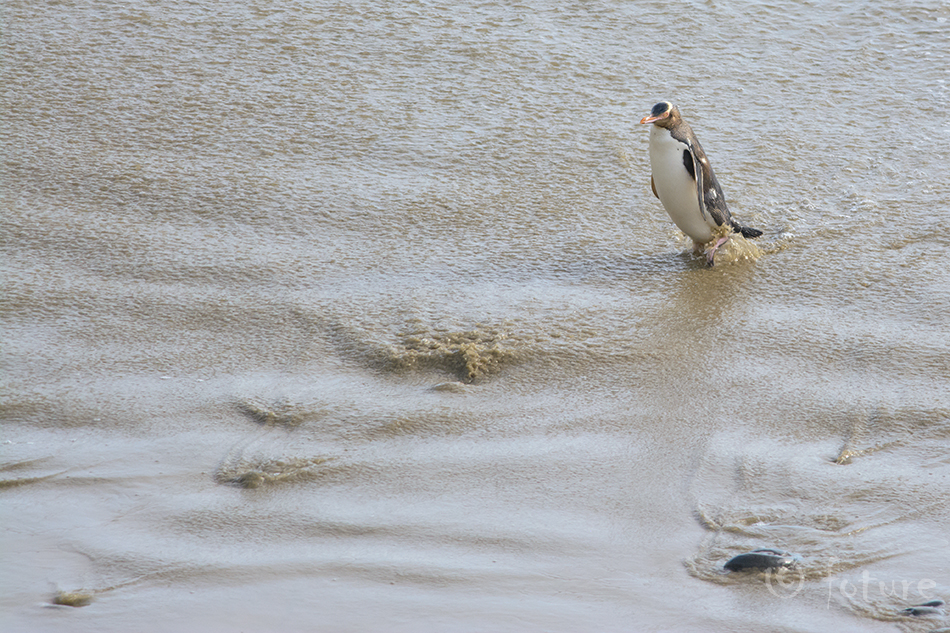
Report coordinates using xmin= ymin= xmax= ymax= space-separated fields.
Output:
xmin=639 ymin=112 xmax=667 ymax=125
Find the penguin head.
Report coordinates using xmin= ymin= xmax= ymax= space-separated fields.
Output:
xmin=640 ymin=101 xmax=676 ymax=126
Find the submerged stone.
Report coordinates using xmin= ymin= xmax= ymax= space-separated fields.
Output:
xmin=901 ymin=599 xmax=944 ymax=616
xmin=52 ymin=591 xmax=94 ymax=607
xmin=724 ymin=548 xmax=798 ymax=572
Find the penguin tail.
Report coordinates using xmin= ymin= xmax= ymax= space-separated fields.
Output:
xmin=730 ymin=220 xmax=763 ymax=239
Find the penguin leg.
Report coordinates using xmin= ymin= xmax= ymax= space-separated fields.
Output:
xmin=706 ymin=235 xmax=730 ymax=266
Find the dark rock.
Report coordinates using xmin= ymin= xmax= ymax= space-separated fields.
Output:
xmin=724 ymin=548 xmax=798 ymax=572
xmin=901 ymin=599 xmax=944 ymax=616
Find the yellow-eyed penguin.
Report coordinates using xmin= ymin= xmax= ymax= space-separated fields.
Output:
xmin=640 ymin=101 xmax=762 ymax=265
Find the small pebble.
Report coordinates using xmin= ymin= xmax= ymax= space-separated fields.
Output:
xmin=52 ymin=591 xmax=94 ymax=607
xmin=431 ymin=381 xmax=466 ymax=393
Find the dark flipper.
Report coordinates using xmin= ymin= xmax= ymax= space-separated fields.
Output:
xmin=679 ymin=128 xmax=763 ymax=240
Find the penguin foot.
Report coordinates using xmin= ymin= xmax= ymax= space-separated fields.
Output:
xmin=706 ymin=235 xmax=730 ymax=266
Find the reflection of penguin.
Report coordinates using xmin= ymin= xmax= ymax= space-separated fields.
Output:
xmin=640 ymin=101 xmax=762 ymax=265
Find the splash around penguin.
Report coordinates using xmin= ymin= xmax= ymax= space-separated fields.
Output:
xmin=640 ymin=101 xmax=762 ymax=265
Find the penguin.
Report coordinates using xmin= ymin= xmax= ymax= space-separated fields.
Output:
xmin=640 ymin=101 xmax=762 ymax=265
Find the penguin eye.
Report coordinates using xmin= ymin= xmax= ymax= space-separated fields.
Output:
xmin=651 ymin=102 xmax=669 ymax=116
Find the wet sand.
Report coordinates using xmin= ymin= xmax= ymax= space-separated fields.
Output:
xmin=2 ymin=1 xmax=949 ymax=631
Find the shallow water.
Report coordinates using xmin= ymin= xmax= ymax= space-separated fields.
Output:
xmin=2 ymin=0 xmax=949 ymax=631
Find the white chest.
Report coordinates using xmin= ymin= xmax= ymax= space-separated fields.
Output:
xmin=648 ymin=126 xmax=715 ymax=243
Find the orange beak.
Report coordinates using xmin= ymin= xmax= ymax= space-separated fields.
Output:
xmin=639 ymin=112 xmax=668 ymax=125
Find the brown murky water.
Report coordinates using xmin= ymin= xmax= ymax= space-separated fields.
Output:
xmin=3 ymin=1 xmax=949 ymax=631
